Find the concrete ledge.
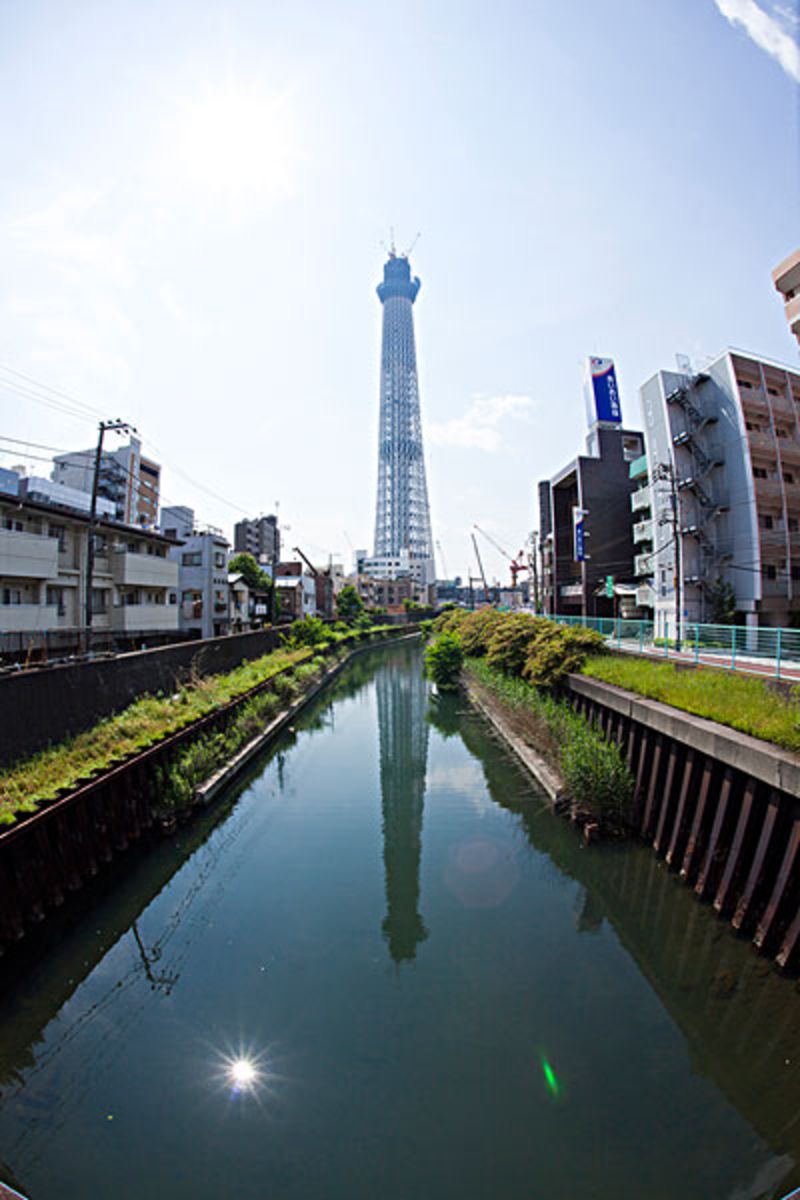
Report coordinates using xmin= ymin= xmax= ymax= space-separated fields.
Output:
xmin=466 ymin=680 xmax=568 ymax=808
xmin=568 ymin=673 xmax=800 ymax=798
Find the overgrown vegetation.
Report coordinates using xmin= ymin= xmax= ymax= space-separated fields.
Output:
xmin=0 ymin=622 xmax=400 ymax=826
xmin=467 ymin=659 xmax=633 ymax=830
xmin=426 ymin=608 xmax=631 ymax=829
xmin=582 ymin=654 xmax=800 ymax=752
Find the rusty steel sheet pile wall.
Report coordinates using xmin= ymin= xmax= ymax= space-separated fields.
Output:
xmin=567 ymin=674 xmax=800 ymax=973
xmin=0 ymin=628 xmax=285 ymax=767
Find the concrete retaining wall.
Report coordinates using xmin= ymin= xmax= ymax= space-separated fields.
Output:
xmin=0 ymin=628 xmax=285 ymax=766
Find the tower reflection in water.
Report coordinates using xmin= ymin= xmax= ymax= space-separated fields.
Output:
xmin=376 ymin=651 xmax=430 ymax=964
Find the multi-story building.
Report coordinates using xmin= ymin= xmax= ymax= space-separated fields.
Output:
xmin=638 ymin=349 xmax=800 ymax=634
xmin=539 ymin=426 xmax=644 ymax=618
xmin=539 ymin=359 xmax=643 ymax=619
xmin=274 ymin=563 xmax=316 ymax=621
xmin=52 ymin=436 xmax=161 ymax=527
xmin=772 ymin=249 xmax=800 ymax=349
xmin=356 ymin=573 xmax=436 ymax=613
xmin=162 ymin=506 xmax=230 ymax=640
xmin=233 ymin=514 xmax=280 ymax=565
xmin=371 ymin=249 xmax=435 ymax=586
xmin=0 ymin=489 xmax=179 ymax=650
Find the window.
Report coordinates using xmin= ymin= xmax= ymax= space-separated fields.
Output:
xmin=792 ymin=566 xmax=800 ymax=581
xmin=48 ymin=524 xmax=66 ymax=551
xmin=182 ymin=552 xmax=202 ymax=566
xmin=753 ymin=467 xmax=768 ymax=479
xmin=762 ymin=515 xmax=774 ymax=530
xmin=3 ymin=518 xmax=23 ymax=532
xmin=45 ymin=586 xmax=64 ymax=607
xmin=789 ymin=518 xmax=799 ymax=532
xmin=784 ymin=472 xmax=795 ymax=484
xmin=90 ymin=588 xmax=108 ymax=613
xmin=214 ymin=552 xmax=226 ymax=568
xmin=776 ymin=428 xmax=789 ymax=439
xmin=169 ymin=592 xmax=177 ymax=604
xmin=763 ymin=565 xmax=777 ymax=580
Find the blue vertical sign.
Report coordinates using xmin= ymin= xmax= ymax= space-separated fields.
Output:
xmin=586 ymin=357 xmax=623 ymax=426
xmin=573 ymin=506 xmax=586 ymax=562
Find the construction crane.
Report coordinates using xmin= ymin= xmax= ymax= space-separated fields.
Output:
xmin=473 ymin=524 xmax=529 ymax=589
xmin=292 ymin=545 xmax=334 ymax=619
xmin=436 ymin=539 xmax=449 ymax=581
xmin=470 ymin=531 xmax=493 ymax=604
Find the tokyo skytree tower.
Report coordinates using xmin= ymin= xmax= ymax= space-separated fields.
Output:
xmin=373 ymin=249 xmax=435 ymax=581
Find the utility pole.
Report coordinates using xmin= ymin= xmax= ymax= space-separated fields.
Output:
xmin=269 ymin=501 xmax=280 ymax=624
xmin=85 ymin=419 xmax=135 ymax=656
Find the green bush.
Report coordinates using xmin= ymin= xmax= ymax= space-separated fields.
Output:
xmin=424 ymin=632 xmax=464 ymax=690
xmin=522 ymin=624 xmax=605 ymax=689
xmin=284 ymin=616 xmax=328 ymax=648
xmin=485 ymin=612 xmax=545 ymax=676
xmin=458 ymin=608 xmax=505 ymax=657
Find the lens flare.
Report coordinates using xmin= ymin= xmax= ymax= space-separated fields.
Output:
xmin=540 ymin=1054 xmax=561 ymax=1099
xmin=228 ymin=1058 xmax=258 ymax=1090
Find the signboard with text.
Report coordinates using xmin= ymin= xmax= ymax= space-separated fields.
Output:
xmin=585 ymin=357 xmax=623 ymax=427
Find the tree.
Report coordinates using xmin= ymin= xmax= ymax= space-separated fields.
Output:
xmin=228 ymin=552 xmax=272 ymax=591
xmin=708 ymin=578 xmax=737 ymax=626
xmin=336 ymin=584 xmax=364 ymax=624
xmin=424 ymin=632 xmax=464 ymax=690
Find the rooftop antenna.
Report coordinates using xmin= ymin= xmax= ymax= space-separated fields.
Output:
xmin=389 ymin=225 xmax=396 ymax=257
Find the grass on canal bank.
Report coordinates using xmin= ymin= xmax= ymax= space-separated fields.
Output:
xmin=0 ymin=624 xmax=398 ymax=826
xmin=581 ymin=655 xmax=800 ymax=753
xmin=466 ymin=658 xmax=634 ymax=830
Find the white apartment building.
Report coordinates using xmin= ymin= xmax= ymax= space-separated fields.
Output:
xmin=637 ymin=349 xmax=800 ymax=634
xmin=162 ymin=506 xmax=230 ymax=640
xmin=0 ymin=490 xmax=179 ymax=644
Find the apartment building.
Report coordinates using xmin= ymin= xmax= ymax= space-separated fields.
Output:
xmin=52 ymin=436 xmax=161 ymax=528
xmin=233 ymin=515 xmax=280 ymax=565
xmin=638 ymin=349 xmax=800 ymax=633
xmin=162 ymin=506 xmax=230 ymax=640
xmin=0 ymin=490 xmax=179 ymax=647
xmin=772 ymin=249 xmax=800 ymax=349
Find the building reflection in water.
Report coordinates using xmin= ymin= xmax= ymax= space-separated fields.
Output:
xmin=376 ymin=651 xmax=430 ymax=964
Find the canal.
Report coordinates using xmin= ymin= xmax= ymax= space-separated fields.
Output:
xmin=0 ymin=640 xmax=799 ymax=1199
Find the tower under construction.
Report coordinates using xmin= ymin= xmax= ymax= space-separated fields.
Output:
xmin=370 ymin=250 xmax=435 ymax=584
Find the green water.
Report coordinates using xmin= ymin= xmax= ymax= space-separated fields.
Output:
xmin=1 ymin=641 xmax=799 ymax=1200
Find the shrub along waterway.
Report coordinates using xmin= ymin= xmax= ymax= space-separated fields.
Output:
xmin=0 ymin=641 xmax=799 ymax=1200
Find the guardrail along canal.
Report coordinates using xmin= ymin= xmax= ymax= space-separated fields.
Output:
xmin=0 ymin=641 xmax=798 ymax=1200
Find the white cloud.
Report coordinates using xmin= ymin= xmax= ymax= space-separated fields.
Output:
xmin=428 ymin=394 xmax=534 ymax=453
xmin=715 ymin=0 xmax=800 ymax=81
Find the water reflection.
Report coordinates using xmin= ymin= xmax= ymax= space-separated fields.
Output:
xmin=376 ymin=650 xmax=430 ymax=964
xmin=436 ymin=687 xmax=800 ymax=1199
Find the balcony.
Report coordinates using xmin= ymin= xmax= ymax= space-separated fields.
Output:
xmin=0 ymin=603 xmax=50 ymax=632
xmin=633 ymin=518 xmax=653 ymax=545
xmin=747 ymin=429 xmax=776 ymax=456
xmin=111 ymin=603 xmax=180 ymax=633
xmin=636 ymin=584 xmax=656 ymax=608
xmin=631 ymin=488 xmax=651 ymax=514
xmin=0 ymin=530 xmax=59 ymax=579
xmin=560 ymin=582 xmax=582 ymax=598
xmin=634 ymin=553 xmax=653 ymax=577
xmin=111 ymin=550 xmax=178 ymax=589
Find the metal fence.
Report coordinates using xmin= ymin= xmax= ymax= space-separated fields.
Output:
xmin=549 ymin=613 xmax=800 ymax=679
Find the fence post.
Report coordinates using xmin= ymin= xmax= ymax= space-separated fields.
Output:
xmin=694 ymin=624 xmax=700 ymax=666
xmin=731 ymin=625 xmax=737 ymax=671
xmin=664 ymin=617 xmax=669 ymax=657
xmin=617 ymin=618 xmax=621 ymax=649
xmin=776 ymin=628 xmax=782 ymax=680
xmin=639 ymin=621 xmax=644 ymax=653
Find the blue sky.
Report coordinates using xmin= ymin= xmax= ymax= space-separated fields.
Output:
xmin=0 ymin=0 xmax=798 ymax=583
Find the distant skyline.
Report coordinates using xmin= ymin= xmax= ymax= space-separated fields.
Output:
xmin=0 ymin=0 xmax=798 ymax=584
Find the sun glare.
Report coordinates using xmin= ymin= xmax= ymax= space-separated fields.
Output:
xmin=168 ymin=83 xmax=299 ymax=214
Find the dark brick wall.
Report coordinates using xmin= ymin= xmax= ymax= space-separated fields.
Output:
xmin=0 ymin=629 xmax=283 ymax=767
